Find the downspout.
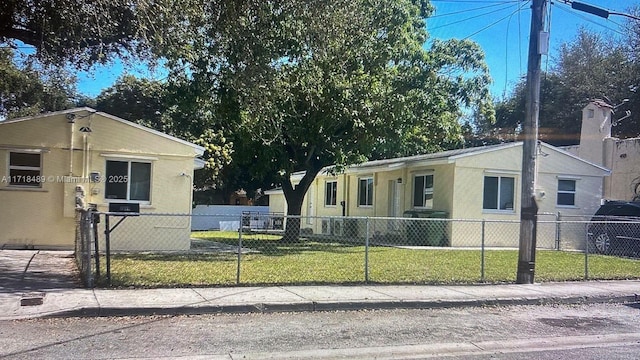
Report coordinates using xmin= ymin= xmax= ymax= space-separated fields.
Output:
xmin=342 ymin=173 xmax=349 ymax=216
xmin=82 ymin=133 xmax=88 ymax=178
xmin=69 ymin=119 xmax=75 ymax=176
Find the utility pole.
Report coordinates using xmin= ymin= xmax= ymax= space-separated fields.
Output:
xmin=517 ymin=0 xmax=546 ymax=284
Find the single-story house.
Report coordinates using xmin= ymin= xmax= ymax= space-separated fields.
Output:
xmin=0 ymin=108 xmax=204 ymax=251
xmin=268 ymin=141 xmax=610 ymax=248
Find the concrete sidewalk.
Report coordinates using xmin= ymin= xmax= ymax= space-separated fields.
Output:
xmin=2 ymin=250 xmax=639 ymax=321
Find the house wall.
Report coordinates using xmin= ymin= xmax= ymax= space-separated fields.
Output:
xmin=267 ymin=143 xmax=607 ymax=249
xmin=0 ymin=110 xmax=200 ymax=250
xmin=605 ymin=138 xmax=640 ymax=201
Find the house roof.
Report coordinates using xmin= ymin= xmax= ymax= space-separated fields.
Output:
xmin=287 ymin=141 xmax=610 ymax=181
xmin=2 ymin=107 xmax=205 ymax=156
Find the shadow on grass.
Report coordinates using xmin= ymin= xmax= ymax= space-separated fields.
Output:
xmin=194 ymin=236 xmax=364 ymax=257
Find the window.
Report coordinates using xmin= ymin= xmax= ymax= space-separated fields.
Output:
xmin=557 ymin=179 xmax=576 ymax=206
xmin=483 ymin=175 xmax=515 ymax=211
xmin=105 ymin=160 xmax=151 ymax=202
xmin=358 ymin=177 xmax=373 ymax=206
xmin=413 ymin=174 xmax=434 ymax=208
xmin=8 ymin=152 xmax=42 ymax=187
xmin=325 ymin=180 xmax=337 ymax=206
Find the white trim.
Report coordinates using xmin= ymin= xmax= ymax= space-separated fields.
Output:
xmin=357 ymin=176 xmax=374 ymax=207
xmin=101 ymin=153 xmax=159 ymax=161
xmin=7 ymin=150 xmax=43 ymax=188
xmin=2 ymin=107 xmax=205 ymax=156
xmin=484 ymin=169 xmax=520 ymax=175
xmin=0 ymin=146 xmax=49 ymax=153
xmin=104 ymin=159 xmax=152 ymax=204
xmin=324 ymin=180 xmax=338 ymax=207
xmin=412 ymin=173 xmax=434 ymax=209
xmin=556 ymin=175 xmax=582 ymax=180
xmin=449 ymin=142 xmax=520 ymax=160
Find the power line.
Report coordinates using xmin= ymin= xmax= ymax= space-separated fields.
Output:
xmin=428 ymin=2 xmax=517 ymax=31
xmin=553 ymin=2 xmax=625 ymax=36
xmin=503 ymin=1 xmax=530 ymax=97
xmin=463 ymin=1 xmax=530 ymax=40
xmin=430 ymin=2 xmax=518 ymax=18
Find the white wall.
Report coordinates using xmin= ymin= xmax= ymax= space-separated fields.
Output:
xmin=191 ymin=205 xmax=270 ymax=230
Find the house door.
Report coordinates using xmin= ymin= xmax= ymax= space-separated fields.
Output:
xmin=388 ymin=180 xmax=402 ymax=217
xmin=306 ymin=186 xmax=314 ymax=225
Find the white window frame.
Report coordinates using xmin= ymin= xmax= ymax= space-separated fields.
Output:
xmin=358 ymin=177 xmax=374 ymax=207
xmin=325 ymin=180 xmax=338 ymax=207
xmin=413 ymin=173 xmax=434 ymax=209
xmin=104 ymin=159 xmax=152 ymax=204
xmin=7 ymin=151 xmax=43 ymax=188
xmin=483 ymin=174 xmax=516 ymax=212
xmin=557 ymin=178 xmax=578 ymax=207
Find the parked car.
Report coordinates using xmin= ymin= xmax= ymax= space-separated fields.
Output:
xmin=587 ymin=201 xmax=640 ymax=256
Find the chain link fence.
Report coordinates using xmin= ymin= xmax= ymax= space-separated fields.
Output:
xmin=74 ymin=212 xmax=640 ymax=287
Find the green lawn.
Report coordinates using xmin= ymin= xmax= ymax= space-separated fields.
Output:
xmin=100 ymin=231 xmax=640 ymax=287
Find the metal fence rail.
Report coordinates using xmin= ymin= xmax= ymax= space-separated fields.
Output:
xmin=73 ymin=212 xmax=640 ymax=287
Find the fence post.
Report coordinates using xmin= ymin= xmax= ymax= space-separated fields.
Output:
xmin=92 ymin=211 xmax=100 ymax=279
xmin=365 ymin=217 xmax=370 ymax=283
xmin=481 ymin=219 xmax=486 ymax=282
xmin=104 ymin=214 xmax=111 ymax=286
xmin=584 ymin=230 xmax=589 ymax=280
xmin=555 ymin=212 xmax=561 ymax=250
xmin=236 ymin=214 xmax=243 ymax=285
xmin=84 ymin=212 xmax=93 ymax=287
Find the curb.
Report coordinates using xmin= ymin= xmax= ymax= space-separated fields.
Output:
xmin=39 ymin=294 xmax=639 ymax=319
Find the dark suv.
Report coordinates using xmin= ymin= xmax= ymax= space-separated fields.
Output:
xmin=588 ymin=201 xmax=640 ymax=256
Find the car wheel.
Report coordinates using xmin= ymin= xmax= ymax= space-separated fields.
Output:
xmin=593 ymin=231 xmax=612 ymax=254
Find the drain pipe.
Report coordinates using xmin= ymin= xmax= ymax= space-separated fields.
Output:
xmin=67 ymin=114 xmax=75 ymax=176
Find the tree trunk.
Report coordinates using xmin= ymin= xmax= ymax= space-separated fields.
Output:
xmin=282 ymin=192 xmax=304 ymax=243
xmin=281 ymin=166 xmax=322 ymax=243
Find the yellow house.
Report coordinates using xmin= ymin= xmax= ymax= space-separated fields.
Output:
xmin=268 ymin=142 xmax=610 ymax=248
xmin=0 ymin=108 xmax=204 ymax=250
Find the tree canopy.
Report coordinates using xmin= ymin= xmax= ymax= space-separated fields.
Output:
xmin=0 ymin=48 xmax=83 ymax=119
xmin=0 ymin=0 xmax=197 ymax=68
xmin=154 ymin=0 xmax=494 ymax=239
xmin=485 ymin=20 xmax=640 ymax=146
xmin=95 ymin=75 xmax=233 ymax=186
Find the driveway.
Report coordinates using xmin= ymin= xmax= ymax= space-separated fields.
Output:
xmin=0 ymin=250 xmax=81 ymax=293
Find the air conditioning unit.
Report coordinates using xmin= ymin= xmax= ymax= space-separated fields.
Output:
xmin=333 ymin=219 xmax=344 ymax=236
xmin=321 ymin=219 xmax=332 ymax=235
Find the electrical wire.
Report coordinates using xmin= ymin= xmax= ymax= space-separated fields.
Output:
xmin=428 ymin=2 xmax=518 ymax=31
xmin=462 ymin=1 xmax=530 ymax=40
xmin=503 ymin=1 xmax=530 ymax=97
xmin=553 ymin=2 xmax=625 ymax=36
xmin=430 ymin=2 xmax=517 ymax=18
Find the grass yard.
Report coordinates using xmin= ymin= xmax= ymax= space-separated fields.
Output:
xmin=100 ymin=231 xmax=640 ymax=287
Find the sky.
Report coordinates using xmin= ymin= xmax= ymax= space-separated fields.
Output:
xmin=75 ymin=0 xmax=639 ymax=99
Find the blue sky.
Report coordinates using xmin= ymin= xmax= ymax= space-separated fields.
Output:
xmin=76 ymin=0 xmax=638 ymax=99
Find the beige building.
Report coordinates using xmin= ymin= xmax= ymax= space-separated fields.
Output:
xmin=0 ymin=108 xmax=204 ymax=250
xmin=563 ymin=100 xmax=640 ymax=202
xmin=268 ymin=142 xmax=609 ymax=248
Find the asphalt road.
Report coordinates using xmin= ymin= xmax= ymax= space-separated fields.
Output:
xmin=2 ymin=302 xmax=640 ymax=359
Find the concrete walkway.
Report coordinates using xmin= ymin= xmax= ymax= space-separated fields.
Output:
xmin=1 ymin=249 xmax=639 ymax=321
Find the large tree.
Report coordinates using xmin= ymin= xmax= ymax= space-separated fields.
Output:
xmin=0 ymin=0 xmax=193 ymax=68
xmin=96 ymin=75 xmax=233 ymax=188
xmin=486 ymin=24 xmax=640 ymax=146
xmin=161 ymin=0 xmax=493 ymax=239
xmin=0 ymin=48 xmax=79 ymax=119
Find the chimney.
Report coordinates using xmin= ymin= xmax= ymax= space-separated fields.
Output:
xmin=577 ymin=99 xmax=614 ymax=167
